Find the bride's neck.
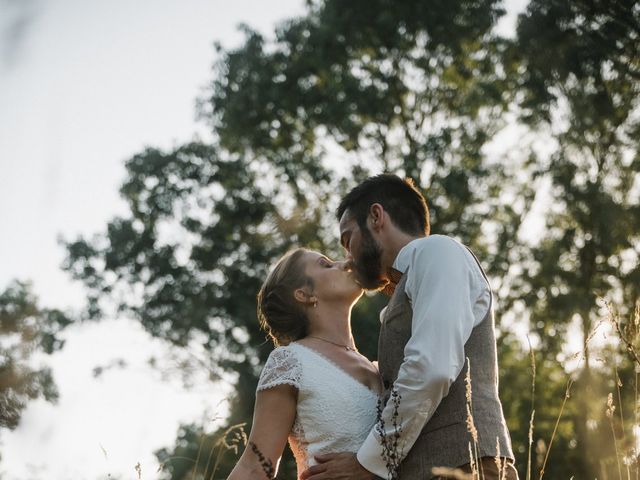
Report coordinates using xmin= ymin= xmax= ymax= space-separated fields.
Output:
xmin=307 ymin=303 xmax=353 ymax=345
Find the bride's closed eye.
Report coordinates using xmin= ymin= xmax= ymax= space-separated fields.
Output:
xmin=319 ymin=258 xmax=333 ymax=268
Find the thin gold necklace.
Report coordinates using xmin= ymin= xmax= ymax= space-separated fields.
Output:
xmin=307 ymin=335 xmax=357 ymax=352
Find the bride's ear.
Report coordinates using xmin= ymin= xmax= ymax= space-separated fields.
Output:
xmin=294 ymin=288 xmax=316 ymax=307
xmin=294 ymin=288 xmax=306 ymax=303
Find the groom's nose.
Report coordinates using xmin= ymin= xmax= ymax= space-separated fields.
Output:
xmin=336 ymin=260 xmax=353 ymax=272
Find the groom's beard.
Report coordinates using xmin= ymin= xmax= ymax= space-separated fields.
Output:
xmin=353 ymin=226 xmax=386 ymax=291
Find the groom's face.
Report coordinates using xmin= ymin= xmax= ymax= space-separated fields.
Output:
xmin=339 ymin=210 xmax=386 ymax=291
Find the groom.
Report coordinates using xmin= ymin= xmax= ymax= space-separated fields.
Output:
xmin=301 ymin=174 xmax=517 ymax=480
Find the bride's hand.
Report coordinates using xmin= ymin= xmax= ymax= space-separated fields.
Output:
xmin=300 ymin=452 xmax=375 ymax=480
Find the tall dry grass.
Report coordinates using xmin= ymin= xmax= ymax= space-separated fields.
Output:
xmin=122 ymin=301 xmax=639 ymax=480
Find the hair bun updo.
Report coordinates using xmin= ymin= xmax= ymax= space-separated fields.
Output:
xmin=257 ymin=248 xmax=313 ymax=346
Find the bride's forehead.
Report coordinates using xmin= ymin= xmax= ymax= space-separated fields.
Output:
xmin=305 ymin=251 xmax=322 ymax=261
xmin=304 ymin=251 xmax=329 ymax=264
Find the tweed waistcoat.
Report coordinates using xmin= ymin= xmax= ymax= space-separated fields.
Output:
xmin=378 ymin=253 xmax=514 ymax=480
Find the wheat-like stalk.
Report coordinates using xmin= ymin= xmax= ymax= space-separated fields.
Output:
xmin=527 ymin=336 xmax=536 ymax=480
xmin=375 ymin=387 xmax=404 ymax=479
xmin=432 ymin=466 xmax=474 ymax=479
xmin=607 ymin=393 xmax=624 ymax=480
xmin=495 ymin=436 xmax=506 ymax=480
xmin=635 ymin=302 xmax=639 ymax=480
xmin=465 ymin=357 xmax=483 ymax=479
xmin=605 ymin=301 xmax=640 ymax=368
xmin=467 ymin=443 xmax=478 ymax=479
xmin=538 ymin=319 xmax=606 ymax=480
xmin=192 ymin=430 xmax=206 ymax=480
xmin=210 ymin=423 xmax=247 ymax=479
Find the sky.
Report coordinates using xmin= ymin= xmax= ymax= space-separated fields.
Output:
xmin=0 ymin=1 xmax=531 ymax=479
xmin=0 ymin=1 xmax=307 ymax=478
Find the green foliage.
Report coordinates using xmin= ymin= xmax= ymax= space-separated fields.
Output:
xmin=207 ymin=0 xmax=524 ymax=251
xmin=516 ymin=0 xmax=640 ymax=126
xmin=0 ymin=280 xmax=72 ymax=431
xmin=63 ymin=142 xmax=335 ymax=430
xmin=55 ymin=0 xmax=640 ymax=478
xmin=512 ymin=2 xmax=640 ymax=475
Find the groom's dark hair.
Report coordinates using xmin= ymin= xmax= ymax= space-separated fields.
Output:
xmin=337 ymin=174 xmax=430 ymax=236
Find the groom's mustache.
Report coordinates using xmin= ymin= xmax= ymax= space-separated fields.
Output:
xmin=341 ymin=261 xmax=367 ymax=287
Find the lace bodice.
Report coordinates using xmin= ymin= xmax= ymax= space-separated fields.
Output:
xmin=257 ymin=343 xmax=381 ymax=478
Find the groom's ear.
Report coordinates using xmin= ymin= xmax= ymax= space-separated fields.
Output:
xmin=368 ymin=203 xmax=385 ymax=232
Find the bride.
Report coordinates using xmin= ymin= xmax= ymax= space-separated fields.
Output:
xmin=227 ymin=248 xmax=382 ymax=479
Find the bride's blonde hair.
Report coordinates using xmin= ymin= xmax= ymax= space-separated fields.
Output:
xmin=257 ymin=248 xmax=314 ymax=346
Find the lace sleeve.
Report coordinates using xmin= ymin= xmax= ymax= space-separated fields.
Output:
xmin=257 ymin=347 xmax=302 ymax=391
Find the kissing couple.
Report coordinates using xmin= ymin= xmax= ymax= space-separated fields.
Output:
xmin=227 ymin=174 xmax=518 ymax=480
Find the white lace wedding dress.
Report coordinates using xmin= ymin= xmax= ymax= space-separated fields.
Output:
xmin=257 ymin=342 xmax=381 ymax=477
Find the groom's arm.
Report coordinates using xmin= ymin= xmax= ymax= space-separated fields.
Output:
xmin=356 ymin=236 xmax=488 ymax=479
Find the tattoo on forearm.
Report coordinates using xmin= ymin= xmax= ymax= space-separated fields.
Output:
xmin=249 ymin=441 xmax=275 ymax=479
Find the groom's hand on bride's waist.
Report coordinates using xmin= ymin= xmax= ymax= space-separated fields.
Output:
xmin=300 ymin=452 xmax=375 ymax=480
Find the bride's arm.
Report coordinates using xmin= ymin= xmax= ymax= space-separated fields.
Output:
xmin=227 ymin=384 xmax=297 ymax=479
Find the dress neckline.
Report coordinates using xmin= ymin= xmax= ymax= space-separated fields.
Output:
xmin=290 ymin=342 xmax=382 ymax=397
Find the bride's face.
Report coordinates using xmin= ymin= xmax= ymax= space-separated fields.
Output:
xmin=300 ymin=251 xmax=363 ymax=304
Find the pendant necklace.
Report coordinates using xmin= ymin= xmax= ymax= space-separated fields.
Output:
xmin=308 ymin=335 xmax=358 ymax=352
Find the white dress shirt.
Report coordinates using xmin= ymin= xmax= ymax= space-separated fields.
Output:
xmin=356 ymin=235 xmax=492 ymax=479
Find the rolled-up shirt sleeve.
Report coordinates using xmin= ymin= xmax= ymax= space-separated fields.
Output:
xmin=357 ymin=236 xmax=486 ymax=479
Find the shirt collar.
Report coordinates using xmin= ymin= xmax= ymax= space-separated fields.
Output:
xmin=392 ymin=237 xmax=424 ymax=274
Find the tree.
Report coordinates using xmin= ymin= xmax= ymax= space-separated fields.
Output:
xmin=206 ymin=0 xmax=526 ymax=256
xmin=60 ymin=1 xmax=539 ymax=478
xmin=0 ymin=280 xmax=72 ymax=460
xmin=512 ymin=0 xmax=640 ymax=476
